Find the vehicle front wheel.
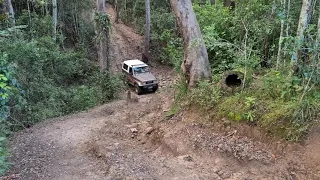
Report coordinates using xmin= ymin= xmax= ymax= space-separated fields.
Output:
xmin=135 ymin=84 xmax=143 ymax=95
xmin=153 ymin=85 xmax=158 ymax=92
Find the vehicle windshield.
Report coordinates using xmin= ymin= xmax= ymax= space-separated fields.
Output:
xmin=133 ymin=66 xmax=149 ymax=74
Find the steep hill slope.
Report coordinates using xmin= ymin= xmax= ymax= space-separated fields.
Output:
xmin=3 ymin=6 xmax=320 ymax=180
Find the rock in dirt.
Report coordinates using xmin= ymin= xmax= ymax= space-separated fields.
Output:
xmin=130 ymin=128 xmax=138 ymax=133
xmin=218 ymin=170 xmax=232 ymax=179
xmin=183 ymin=155 xmax=194 ymax=162
xmin=145 ymin=127 xmax=154 ymax=135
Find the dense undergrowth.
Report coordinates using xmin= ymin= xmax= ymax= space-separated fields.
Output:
xmin=175 ymin=68 xmax=319 ymax=141
xmin=0 ymin=0 xmax=122 ymax=174
xmin=116 ymin=0 xmax=319 ymax=140
xmin=168 ymin=1 xmax=319 ymax=141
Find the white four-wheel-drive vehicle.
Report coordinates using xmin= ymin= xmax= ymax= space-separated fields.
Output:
xmin=122 ymin=59 xmax=158 ymax=95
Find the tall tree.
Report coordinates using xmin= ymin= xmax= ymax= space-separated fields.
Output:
xmin=96 ymin=0 xmax=108 ymax=71
xmin=115 ymin=0 xmax=120 ymax=23
xmin=286 ymin=0 xmax=291 ymax=37
xmin=6 ymin=0 xmax=15 ymax=25
xmin=170 ymin=0 xmax=211 ymax=88
xmin=0 ymin=1 xmax=5 ymax=22
xmin=318 ymin=7 xmax=320 ymax=41
xmin=144 ymin=0 xmax=151 ymax=63
xmin=52 ymin=0 xmax=57 ymax=40
xmin=293 ymin=0 xmax=312 ymax=63
xmin=276 ymin=0 xmax=286 ymax=68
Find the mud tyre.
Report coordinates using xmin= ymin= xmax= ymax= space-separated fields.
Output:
xmin=153 ymin=85 xmax=158 ymax=93
xmin=135 ymin=84 xmax=143 ymax=95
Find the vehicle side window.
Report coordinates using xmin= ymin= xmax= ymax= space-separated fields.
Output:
xmin=123 ymin=64 xmax=128 ymax=72
xmin=129 ymin=67 xmax=133 ymax=74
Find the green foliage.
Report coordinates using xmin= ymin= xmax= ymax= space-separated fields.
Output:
xmin=121 ymin=0 xmax=318 ymax=142
xmin=196 ymin=68 xmax=319 ymax=140
xmin=118 ymin=0 xmax=183 ymax=68
xmin=57 ymin=0 xmax=96 ymax=50
xmin=16 ymin=12 xmax=53 ymax=39
xmin=157 ymin=29 xmax=183 ymax=70
xmin=166 ymin=76 xmax=188 ymax=118
xmin=0 ymin=54 xmax=14 ymax=121
xmin=149 ymin=8 xmax=182 ymax=68
xmin=194 ymin=1 xmax=275 ymax=73
xmin=173 ymin=76 xmax=188 ymax=104
xmin=172 ymin=1 xmax=319 ymax=141
xmin=260 ymin=70 xmax=299 ymax=100
xmin=89 ymin=72 xmax=124 ymax=103
xmin=188 ymin=81 xmax=221 ymax=110
xmin=0 ymin=36 xmax=122 ymax=127
xmin=95 ymin=13 xmax=111 ymax=33
xmin=216 ymin=93 xmax=249 ymax=122
xmin=0 ymin=55 xmax=15 ymax=174
xmin=0 ymin=136 xmax=8 ymax=175
xmin=0 ymin=2 xmax=123 ymax=174
xmin=257 ymin=71 xmax=319 ymax=140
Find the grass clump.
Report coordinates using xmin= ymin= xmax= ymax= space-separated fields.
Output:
xmin=188 ymin=81 xmax=222 ymax=110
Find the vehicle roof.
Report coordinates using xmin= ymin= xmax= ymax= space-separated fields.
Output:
xmin=123 ymin=59 xmax=147 ymax=67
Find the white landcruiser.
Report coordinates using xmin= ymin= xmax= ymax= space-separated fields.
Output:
xmin=122 ymin=59 xmax=158 ymax=95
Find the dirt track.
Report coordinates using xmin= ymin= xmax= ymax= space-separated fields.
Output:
xmin=4 ymin=5 xmax=320 ymax=180
xmin=6 ymin=79 xmax=320 ymax=180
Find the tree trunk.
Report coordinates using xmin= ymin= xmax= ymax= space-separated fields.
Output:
xmin=286 ymin=0 xmax=291 ymax=37
xmin=261 ymin=0 xmax=276 ymax=67
xmin=6 ymin=0 xmax=15 ymax=25
xmin=96 ymin=0 xmax=108 ymax=72
xmin=45 ymin=1 xmax=49 ymax=16
xmin=115 ymin=0 xmax=120 ymax=23
xmin=27 ymin=0 xmax=32 ymax=25
xmin=293 ymin=0 xmax=312 ymax=63
xmin=0 ymin=1 xmax=5 ymax=22
xmin=52 ymin=0 xmax=57 ymax=40
xmin=276 ymin=0 xmax=286 ymax=68
xmin=144 ymin=0 xmax=151 ymax=63
xmin=318 ymin=9 xmax=320 ymax=40
xmin=170 ymin=0 xmax=212 ymax=88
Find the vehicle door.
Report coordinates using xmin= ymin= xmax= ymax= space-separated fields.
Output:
xmin=127 ymin=67 xmax=136 ymax=85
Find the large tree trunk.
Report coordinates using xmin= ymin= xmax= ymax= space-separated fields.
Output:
xmin=170 ymin=0 xmax=211 ymax=88
xmin=6 ymin=0 xmax=15 ymax=25
xmin=293 ymin=0 xmax=312 ymax=63
xmin=52 ymin=0 xmax=57 ymax=40
xmin=143 ymin=0 xmax=151 ymax=63
xmin=96 ymin=0 xmax=108 ymax=72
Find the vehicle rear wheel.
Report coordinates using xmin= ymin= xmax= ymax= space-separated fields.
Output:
xmin=135 ymin=84 xmax=142 ymax=95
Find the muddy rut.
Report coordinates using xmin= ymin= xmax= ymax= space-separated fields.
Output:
xmin=4 ymin=5 xmax=320 ymax=180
